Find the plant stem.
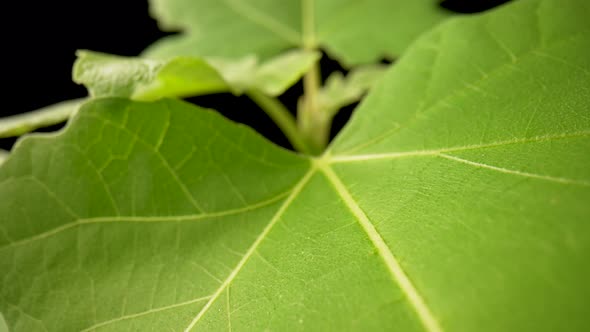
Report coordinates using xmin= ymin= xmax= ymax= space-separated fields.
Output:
xmin=299 ymin=62 xmax=329 ymax=154
xmin=0 ymin=149 xmax=8 ymax=165
xmin=247 ymin=90 xmax=311 ymax=154
xmin=0 ymin=98 xmax=84 ymax=138
xmin=298 ymin=0 xmax=330 ymax=155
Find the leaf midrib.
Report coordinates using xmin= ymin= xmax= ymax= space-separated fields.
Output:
xmin=330 ymin=131 xmax=590 ymax=161
xmin=182 ymin=168 xmax=316 ymax=331
xmin=319 ymin=164 xmax=444 ymax=332
xmin=327 ymin=131 xmax=590 ymax=187
xmin=173 ymin=162 xmax=443 ymax=332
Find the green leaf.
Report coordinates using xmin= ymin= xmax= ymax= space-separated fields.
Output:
xmin=0 ymin=99 xmax=84 ymax=138
xmin=317 ymin=64 xmax=387 ymax=116
xmin=2 ymin=0 xmax=590 ymax=331
xmin=73 ymin=50 xmax=319 ymax=99
xmin=249 ymin=49 xmax=320 ymax=95
xmin=145 ymin=0 xmax=451 ymax=66
xmin=0 ymin=98 xmax=309 ymax=332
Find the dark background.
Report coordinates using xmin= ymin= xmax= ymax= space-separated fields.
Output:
xmin=1 ymin=0 xmax=511 ymax=151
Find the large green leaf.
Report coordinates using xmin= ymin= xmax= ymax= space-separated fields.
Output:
xmin=1 ymin=0 xmax=590 ymax=331
xmin=145 ymin=0 xmax=452 ymax=66
xmin=0 ymin=98 xmax=310 ymax=332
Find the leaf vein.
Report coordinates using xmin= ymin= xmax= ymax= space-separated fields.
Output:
xmin=182 ymin=168 xmax=315 ymax=331
xmin=329 ymin=131 xmax=590 ymax=163
xmin=337 ymin=31 xmax=588 ymax=155
xmin=0 ymin=190 xmax=290 ymax=251
xmin=320 ymin=165 xmax=443 ymax=332
xmin=78 ymin=295 xmax=212 ymax=332
xmin=224 ymin=0 xmax=301 ymax=45
xmin=438 ymin=153 xmax=590 ymax=186
xmin=28 ymin=176 xmax=80 ymax=219
xmin=84 ymin=112 xmax=205 ymax=213
xmin=63 ymin=143 xmax=121 ymax=216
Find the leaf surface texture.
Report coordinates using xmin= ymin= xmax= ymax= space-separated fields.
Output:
xmin=1 ymin=0 xmax=590 ymax=331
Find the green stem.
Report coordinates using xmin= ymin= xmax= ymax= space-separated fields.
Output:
xmin=0 ymin=98 xmax=84 ymax=138
xmin=299 ymin=62 xmax=329 ymax=154
xmin=247 ymin=90 xmax=311 ymax=154
xmin=298 ymin=0 xmax=331 ymax=155
xmin=0 ymin=149 xmax=8 ymax=165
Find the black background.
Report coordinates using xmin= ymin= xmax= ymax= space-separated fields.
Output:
xmin=1 ymin=0 xmax=511 ymax=152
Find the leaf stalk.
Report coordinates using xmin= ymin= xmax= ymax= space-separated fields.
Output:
xmin=247 ymin=90 xmax=311 ymax=154
xmin=298 ymin=0 xmax=331 ymax=155
xmin=299 ymin=62 xmax=330 ymax=155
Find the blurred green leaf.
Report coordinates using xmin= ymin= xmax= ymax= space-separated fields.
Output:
xmin=318 ymin=64 xmax=387 ymax=116
xmin=74 ymin=49 xmax=320 ymax=99
xmin=145 ymin=0 xmax=452 ymax=66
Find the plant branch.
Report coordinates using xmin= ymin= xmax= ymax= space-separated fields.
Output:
xmin=247 ymin=90 xmax=311 ymax=154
